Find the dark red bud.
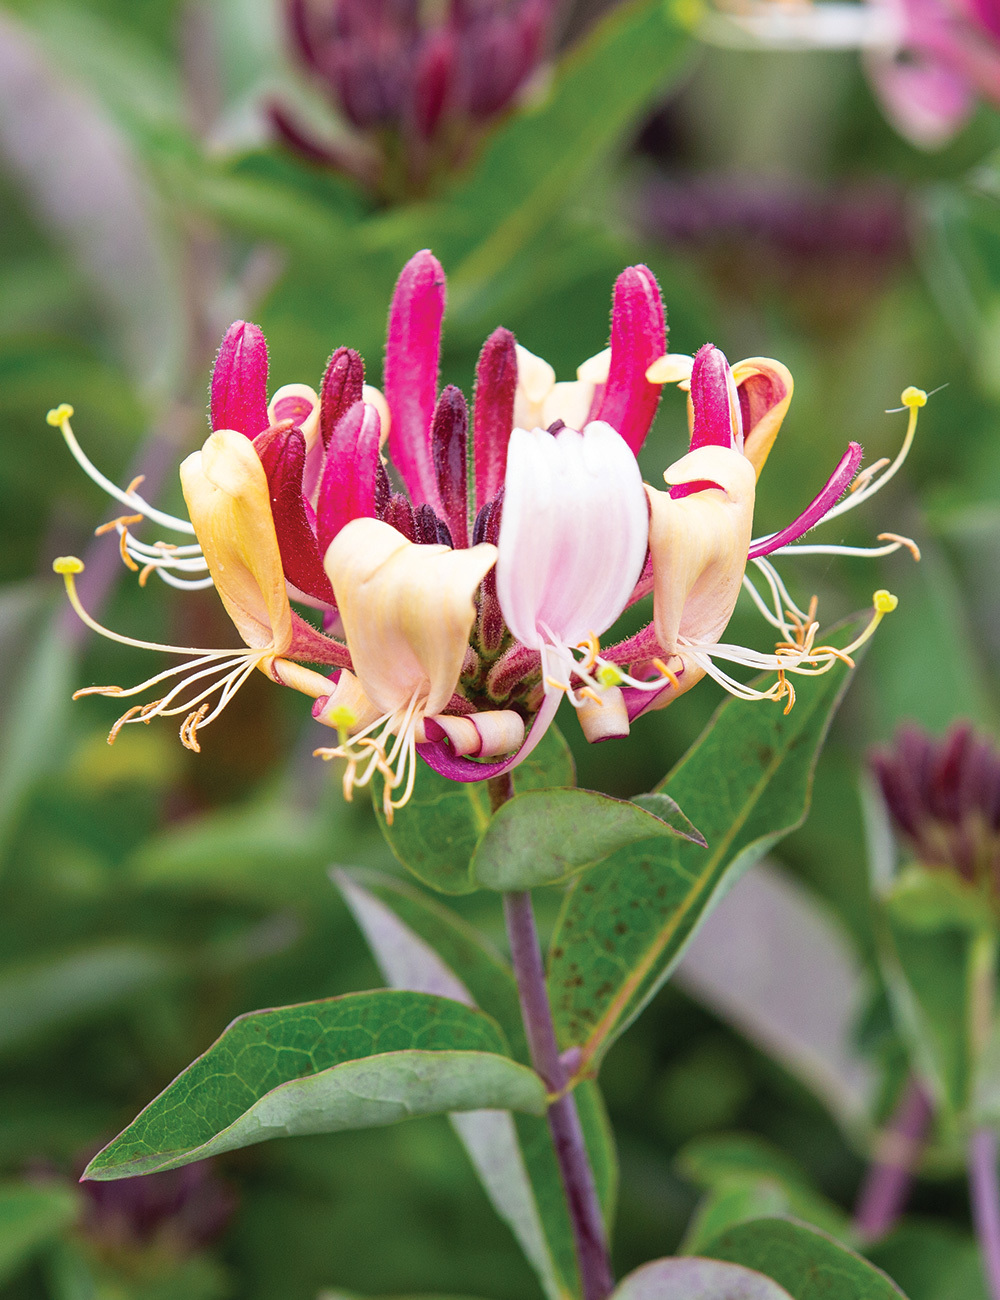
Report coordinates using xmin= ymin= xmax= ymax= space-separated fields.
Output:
xmin=431 ymin=384 xmax=469 ymax=548
xmin=253 ymin=426 xmax=335 ymax=604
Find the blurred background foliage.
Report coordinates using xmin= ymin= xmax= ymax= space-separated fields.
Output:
xmin=1 ymin=0 xmax=1000 ymax=1296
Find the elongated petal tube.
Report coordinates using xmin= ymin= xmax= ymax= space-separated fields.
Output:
xmin=210 ymin=321 xmax=270 ymax=437
xmin=384 ymin=250 xmax=446 ymax=510
xmin=324 ymin=517 xmax=497 ymax=717
xmin=179 ymin=429 xmax=293 ymax=653
xmin=594 ymin=264 xmax=666 ymax=454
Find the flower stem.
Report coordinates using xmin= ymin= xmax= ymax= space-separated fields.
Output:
xmin=852 ymin=1074 xmax=932 ymax=1240
xmin=490 ymin=778 xmax=614 ymax=1300
xmin=970 ymin=1128 xmax=1000 ymax=1300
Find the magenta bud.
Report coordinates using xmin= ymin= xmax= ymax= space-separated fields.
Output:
xmin=316 ymin=401 xmax=383 ymax=554
xmin=594 ymin=265 xmax=666 ymax=455
xmin=320 ymin=347 xmax=365 ymax=447
xmin=253 ymin=426 xmax=335 ymax=604
xmin=472 ymin=327 xmax=517 ymax=513
xmin=384 ymin=249 xmax=446 ymax=509
xmin=431 ymin=384 xmax=469 ymax=548
xmin=689 ymin=343 xmax=741 ymax=453
xmin=210 ymin=321 xmax=269 ymax=437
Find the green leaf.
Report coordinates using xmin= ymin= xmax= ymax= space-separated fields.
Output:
xmin=613 ymin=1257 xmax=794 ymax=1300
xmin=0 ymin=942 xmax=176 ymax=1057
xmin=867 ymin=1222 xmax=988 ymax=1300
xmin=702 ymin=1218 xmax=908 ymax=1299
xmin=0 ymin=1181 xmax=79 ymax=1286
xmin=441 ymin=0 xmax=691 ymax=318
xmin=884 ymin=866 xmax=997 ymax=934
xmin=83 ymin=990 xmax=545 ymax=1180
xmin=677 ymin=1135 xmax=851 ymax=1252
xmin=471 ymin=788 xmax=704 ymax=891
xmin=548 ymin=661 xmax=853 ymax=1064
xmin=374 ymin=723 xmax=574 ymax=895
xmin=334 ymin=871 xmax=615 ymax=1300
xmin=631 ymin=794 xmax=708 ymax=849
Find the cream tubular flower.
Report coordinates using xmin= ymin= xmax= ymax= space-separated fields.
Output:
xmin=318 ymin=518 xmax=513 ymax=820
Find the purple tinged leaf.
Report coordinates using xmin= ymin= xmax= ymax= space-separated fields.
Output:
xmin=432 ymin=385 xmax=470 ymax=548
xmin=384 ymin=249 xmax=446 ymax=509
xmin=253 ymin=426 xmax=335 ymax=604
xmin=320 ymin=347 xmax=365 ymax=449
xmin=594 ymin=265 xmax=666 ymax=455
xmin=613 ymin=1256 xmax=795 ymax=1300
xmin=211 ymin=321 xmax=269 ymax=437
xmin=473 ymin=327 xmax=518 ymax=513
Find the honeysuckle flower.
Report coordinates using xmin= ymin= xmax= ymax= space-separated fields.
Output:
xmin=52 ymin=250 xmax=916 ymax=817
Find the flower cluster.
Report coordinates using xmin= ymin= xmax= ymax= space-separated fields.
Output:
xmin=271 ymin=0 xmax=558 ymax=198
xmin=53 ymin=252 xmax=919 ymax=818
xmin=872 ymin=723 xmax=1000 ymax=892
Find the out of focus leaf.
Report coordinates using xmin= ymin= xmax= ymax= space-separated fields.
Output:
xmin=548 ymin=660 xmax=853 ymax=1066
xmin=440 ymin=0 xmax=691 ymax=318
xmin=0 ymin=9 xmax=182 ymax=393
xmin=84 ymin=991 xmax=545 ymax=1180
xmin=677 ymin=1134 xmax=850 ymax=1251
xmin=613 ymin=1256 xmax=794 ymax=1300
xmin=373 ymin=724 xmax=575 ymax=895
xmin=867 ymin=1222 xmax=988 ymax=1300
xmin=702 ymin=1218 xmax=907 ymax=1299
xmin=0 ymin=1180 xmax=79 ymax=1286
xmin=884 ymin=866 xmax=996 ymax=934
xmin=675 ymin=862 xmax=876 ymax=1128
xmin=0 ymin=941 xmax=175 ymax=1057
xmin=471 ymin=788 xmax=703 ymax=891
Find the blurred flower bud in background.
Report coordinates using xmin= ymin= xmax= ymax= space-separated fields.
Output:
xmin=872 ymin=723 xmax=1000 ymax=894
xmin=270 ymin=0 xmax=561 ymax=200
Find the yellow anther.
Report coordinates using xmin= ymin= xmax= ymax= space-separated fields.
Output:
xmin=901 ymin=386 xmax=927 ymax=408
xmin=650 ymin=658 xmax=681 ymax=691
xmin=877 ymin=532 xmax=921 ymax=561
xmin=53 ymin=556 xmax=84 ymax=575
xmin=874 ymin=589 xmax=898 ymax=613
xmin=596 ymin=664 xmax=624 ymax=688
xmin=578 ymin=687 xmax=604 ymax=707
xmin=46 ymin=403 xmax=74 ymax=427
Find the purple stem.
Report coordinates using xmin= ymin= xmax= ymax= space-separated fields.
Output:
xmin=493 ymin=781 xmax=613 ymax=1300
xmin=852 ymin=1075 xmax=933 ymax=1240
xmin=970 ymin=1127 xmax=1000 ymax=1300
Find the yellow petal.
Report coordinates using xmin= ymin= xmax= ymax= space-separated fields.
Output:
xmin=576 ymin=346 xmax=612 ymax=385
xmin=648 ymin=445 xmax=756 ymax=651
xmin=179 ymin=429 xmax=292 ymax=653
xmin=541 ymin=380 xmax=596 ymax=431
xmin=645 ymin=353 xmax=695 ymax=384
xmin=324 ymin=517 xmax=497 ymax=717
xmin=730 ymin=358 xmax=793 ymax=477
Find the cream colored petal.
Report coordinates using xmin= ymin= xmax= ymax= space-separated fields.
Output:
xmin=268 ymin=383 xmax=320 ymax=450
xmin=324 ymin=517 xmax=497 ymax=717
xmin=541 ymin=380 xmax=595 ymax=431
xmin=645 ymin=353 xmax=695 ymax=384
xmin=731 ymin=358 xmax=794 ymax=478
xmin=577 ymin=684 xmax=629 ymax=742
xmin=514 ymin=343 xmax=556 ymax=404
xmin=576 ymin=346 xmax=612 ymax=385
xmin=649 ymin=445 xmax=756 ymax=651
xmin=180 ymin=429 xmax=292 ymax=653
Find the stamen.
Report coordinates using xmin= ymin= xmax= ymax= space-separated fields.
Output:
xmin=48 ymin=408 xmax=196 ymax=535
xmin=821 ymin=386 xmax=925 ymax=525
xmin=313 ymin=690 xmax=425 ymax=824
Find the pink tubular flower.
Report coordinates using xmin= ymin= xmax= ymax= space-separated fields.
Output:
xmin=51 ymin=253 xmax=919 ymax=817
